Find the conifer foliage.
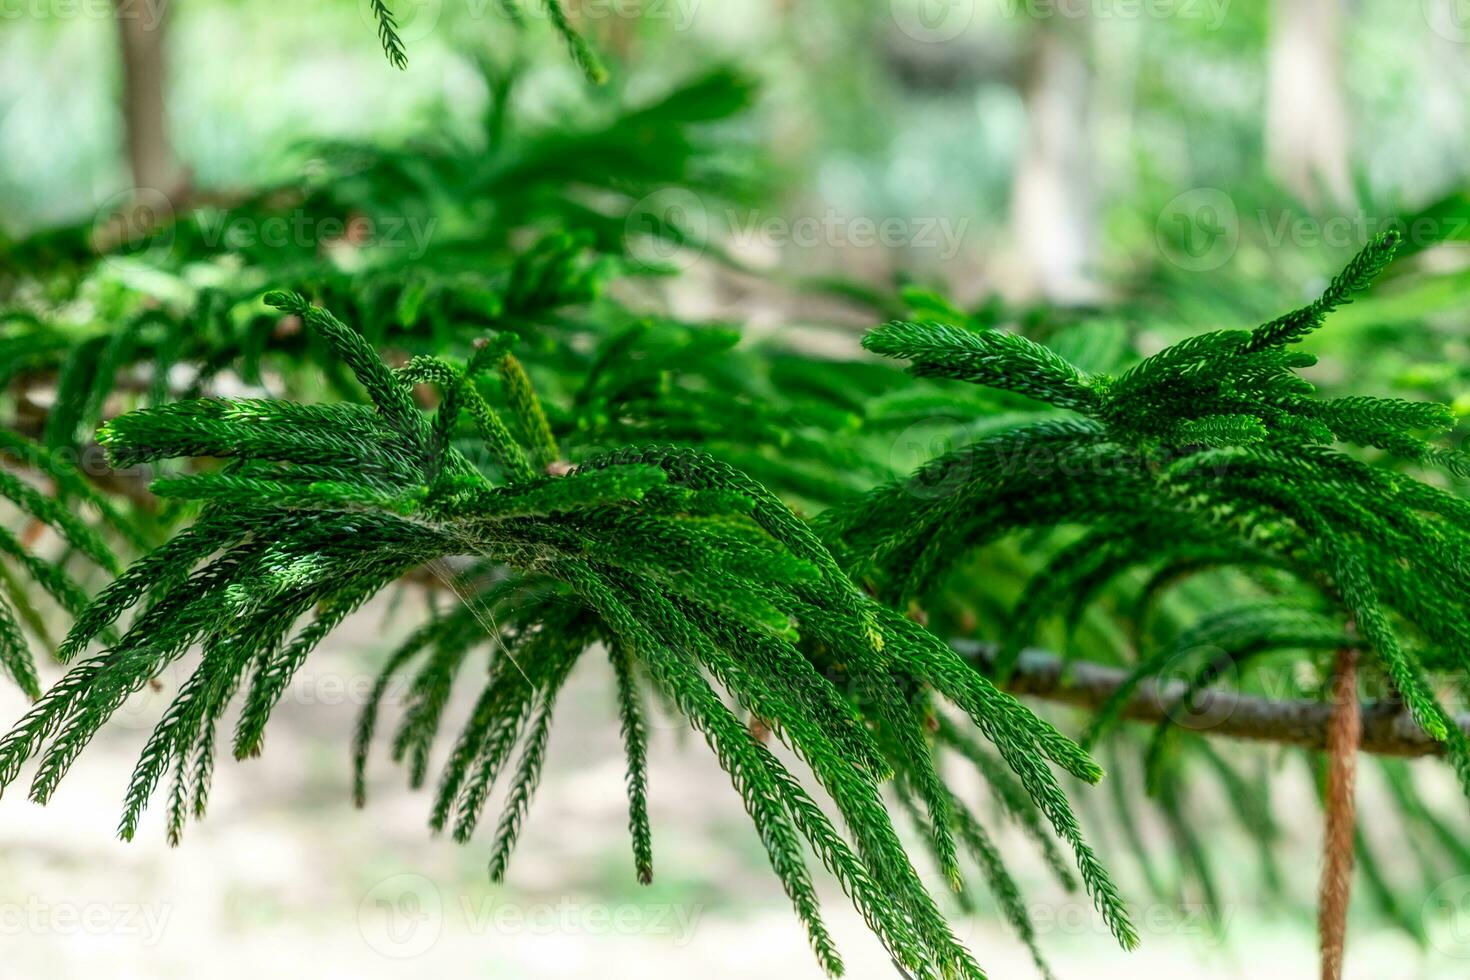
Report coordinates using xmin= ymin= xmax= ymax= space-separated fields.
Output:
xmin=0 ymin=431 xmax=131 ymax=698
xmin=0 ymin=291 xmax=1137 ymax=978
xmin=821 ymin=232 xmax=1470 ymax=977
xmin=7 ymin=214 xmax=1470 ymax=977
xmin=6 ymin=17 xmax=1469 ymax=973
xmin=828 ymin=232 xmax=1470 ymax=789
xmin=369 ymin=0 xmax=607 ymax=82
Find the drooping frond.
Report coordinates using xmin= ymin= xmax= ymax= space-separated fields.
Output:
xmin=0 ymin=431 xmax=133 ymax=698
xmin=831 ymin=232 xmax=1470 ymax=802
xmin=0 ymin=292 xmax=1133 ymax=978
xmin=369 ymin=0 xmax=408 ymax=70
xmin=366 ymin=0 xmax=607 ymax=82
xmin=539 ymin=0 xmax=608 ymax=84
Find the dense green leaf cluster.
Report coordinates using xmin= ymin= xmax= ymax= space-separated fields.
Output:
xmin=0 ymin=430 xmax=133 ymax=697
xmin=0 ymin=291 xmax=1139 ymax=978
xmin=0 ymin=65 xmax=755 ymax=305
xmin=8 ymin=35 xmax=1470 ymax=971
xmin=826 ymin=230 xmax=1470 ymax=798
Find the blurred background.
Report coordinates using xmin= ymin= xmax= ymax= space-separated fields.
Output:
xmin=6 ymin=1 xmax=1470 ymax=977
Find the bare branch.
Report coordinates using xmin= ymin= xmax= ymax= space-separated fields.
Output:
xmin=958 ymin=641 xmax=1464 ymax=759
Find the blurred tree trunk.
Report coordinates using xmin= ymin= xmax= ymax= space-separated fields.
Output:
xmin=1009 ymin=16 xmax=1098 ymax=304
xmin=1265 ymin=0 xmax=1352 ymax=207
xmin=114 ymin=0 xmax=183 ymax=196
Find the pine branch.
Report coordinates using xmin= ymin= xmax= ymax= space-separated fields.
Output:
xmin=842 ymin=236 xmax=1470 ymax=815
xmin=540 ymin=0 xmax=608 ymax=84
xmin=0 ymin=294 xmax=1130 ymax=979
xmin=370 ymin=0 xmax=408 ymax=70
xmin=1246 ymin=231 xmax=1399 ymax=351
xmin=366 ymin=0 xmax=609 ymax=81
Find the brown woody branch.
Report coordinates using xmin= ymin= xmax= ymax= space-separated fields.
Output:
xmin=957 ymin=642 xmax=1466 ymax=759
xmin=1318 ymin=641 xmax=1359 ymax=980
